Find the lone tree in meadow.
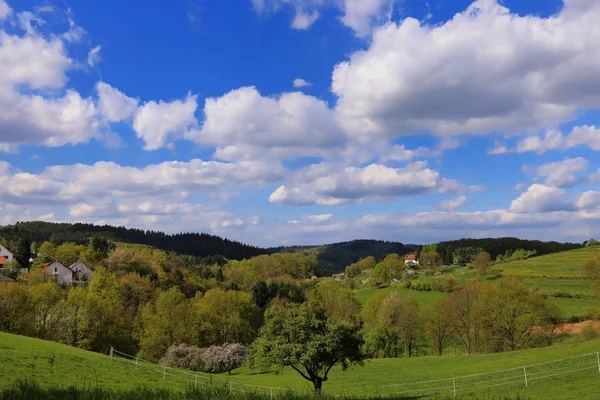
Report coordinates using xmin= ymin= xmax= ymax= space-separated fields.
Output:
xmin=248 ymin=303 xmax=364 ymax=391
xmin=473 ymin=251 xmax=492 ymax=277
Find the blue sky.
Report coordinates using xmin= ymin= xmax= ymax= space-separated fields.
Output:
xmin=1 ymin=0 xmax=600 ymax=247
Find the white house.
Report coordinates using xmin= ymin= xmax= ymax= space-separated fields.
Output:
xmin=0 ymin=244 xmax=13 ymax=262
xmin=40 ymin=260 xmax=73 ymax=285
xmin=404 ymin=254 xmax=419 ymax=267
xmin=69 ymin=260 xmax=94 ymax=283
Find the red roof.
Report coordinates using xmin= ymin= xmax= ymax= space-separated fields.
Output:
xmin=404 ymin=254 xmax=416 ymax=260
xmin=0 ymin=257 xmax=8 ymax=265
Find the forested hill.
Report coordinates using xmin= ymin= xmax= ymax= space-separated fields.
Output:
xmin=0 ymin=221 xmax=267 ymax=260
xmin=435 ymin=237 xmax=583 ymax=264
xmin=269 ymin=239 xmax=419 ymax=272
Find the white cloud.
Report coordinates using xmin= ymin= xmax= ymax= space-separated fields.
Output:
xmin=96 ymin=82 xmax=139 ymax=122
xmin=332 ymin=0 xmax=600 ymax=139
xmin=292 ymin=10 xmax=319 ymax=29
xmin=492 ymin=126 xmax=600 ymax=155
xmin=576 ymin=191 xmax=600 ymax=210
xmin=509 ymin=184 xmax=576 ymax=213
xmin=17 ymin=11 xmax=46 ymax=35
xmin=0 ymin=0 xmax=11 ymax=19
xmin=293 ymin=78 xmax=312 ymax=88
xmin=249 ymin=0 xmax=397 ymax=36
xmin=133 ymin=93 xmax=199 ymax=150
xmin=435 ymin=196 xmax=468 ymax=212
xmin=61 ymin=18 xmax=85 ymax=43
xmin=269 ymin=162 xmax=479 ymax=206
xmin=0 ymin=19 xmax=98 ymax=151
xmin=87 ymin=45 xmax=101 ymax=67
xmin=192 ymin=86 xmax=346 ymax=161
xmin=340 ymin=0 xmax=395 ymax=37
xmin=534 ymin=157 xmax=590 ymax=188
xmin=305 ymin=213 xmax=333 ymax=223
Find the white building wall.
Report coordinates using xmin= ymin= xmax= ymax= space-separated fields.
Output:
xmin=47 ymin=261 xmax=73 ymax=285
xmin=0 ymin=244 xmax=13 ymax=262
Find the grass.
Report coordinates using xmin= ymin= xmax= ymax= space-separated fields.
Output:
xmin=354 ymin=286 xmax=445 ymax=305
xmin=354 ymin=247 xmax=600 ymax=317
xmin=3 ymin=332 xmax=600 ymax=399
xmin=496 ymin=247 xmax=600 ymax=278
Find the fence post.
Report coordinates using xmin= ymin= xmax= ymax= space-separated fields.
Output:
xmin=229 ymin=381 xmax=233 ymax=394
xmin=195 ymin=375 xmax=197 ymax=390
xmin=523 ymin=366 xmax=528 ymax=387
xmin=110 ymin=347 xmax=113 ymax=360
xmin=270 ymin=387 xmax=273 ymax=400
xmin=163 ymin=366 xmax=166 ymax=380
xmin=597 ymin=352 xmax=600 ymax=374
xmin=135 ymin=357 xmax=138 ymax=370
xmin=453 ymin=378 xmax=456 ymax=398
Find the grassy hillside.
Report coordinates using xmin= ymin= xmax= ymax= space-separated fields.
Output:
xmin=497 ymin=246 xmax=600 ymax=278
xmin=355 ymin=247 xmax=600 ymax=318
xmin=2 ymin=332 xmax=600 ymax=399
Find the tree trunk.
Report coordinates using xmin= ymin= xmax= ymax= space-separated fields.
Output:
xmin=313 ymin=377 xmax=323 ymax=392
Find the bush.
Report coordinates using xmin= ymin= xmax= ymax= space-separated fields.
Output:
xmin=404 ymin=281 xmax=412 ymax=289
xmin=161 ymin=343 xmax=249 ymax=374
xmin=203 ymin=343 xmax=249 ymax=374
xmin=160 ymin=344 xmax=205 ymax=371
xmin=581 ymin=324 xmax=599 ymax=341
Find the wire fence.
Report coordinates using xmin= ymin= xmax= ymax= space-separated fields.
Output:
xmin=381 ymin=351 xmax=600 ymax=398
xmin=110 ymin=347 xmax=600 ymax=399
xmin=110 ymin=348 xmax=298 ymax=399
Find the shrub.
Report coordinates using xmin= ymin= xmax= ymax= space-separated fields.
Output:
xmin=160 ymin=344 xmax=205 ymax=371
xmin=581 ymin=324 xmax=599 ymax=341
xmin=404 ymin=281 xmax=412 ymax=289
xmin=201 ymin=344 xmax=249 ymax=374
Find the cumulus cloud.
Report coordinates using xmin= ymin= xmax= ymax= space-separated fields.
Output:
xmin=0 ymin=0 xmax=11 ymax=19
xmin=509 ymin=184 xmax=576 ymax=213
xmin=269 ymin=162 xmax=479 ymax=206
xmin=490 ymin=126 xmax=600 ymax=155
xmin=293 ymin=78 xmax=312 ymax=88
xmin=133 ymin=94 xmax=199 ymax=150
xmin=435 ymin=196 xmax=468 ymax=212
xmin=96 ymin=82 xmax=139 ymax=122
xmin=191 ymin=86 xmax=346 ymax=161
xmin=332 ymin=0 xmax=600 ymax=139
xmin=534 ymin=157 xmax=592 ymax=188
xmin=576 ymin=191 xmax=600 ymax=210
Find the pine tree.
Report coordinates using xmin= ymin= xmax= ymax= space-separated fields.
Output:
xmin=15 ymin=236 xmax=31 ymax=267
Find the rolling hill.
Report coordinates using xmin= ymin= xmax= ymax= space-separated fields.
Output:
xmin=2 ymin=332 xmax=600 ymax=399
xmin=0 ymin=221 xmax=267 ymax=261
xmin=269 ymin=239 xmax=419 ymax=272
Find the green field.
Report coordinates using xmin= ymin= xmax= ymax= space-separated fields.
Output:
xmin=497 ymin=247 xmax=600 ymax=278
xmin=3 ymin=332 xmax=600 ymax=399
xmin=354 ymin=248 xmax=600 ymax=317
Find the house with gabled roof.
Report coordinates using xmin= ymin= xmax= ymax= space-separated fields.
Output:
xmin=0 ymin=243 xmax=13 ymax=263
xmin=39 ymin=259 xmax=94 ymax=285
xmin=0 ymin=274 xmax=14 ymax=287
xmin=40 ymin=260 xmax=73 ymax=285
xmin=404 ymin=254 xmax=419 ymax=268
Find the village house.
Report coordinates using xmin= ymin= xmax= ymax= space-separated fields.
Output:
xmin=40 ymin=259 xmax=94 ymax=285
xmin=0 ymin=243 xmax=13 ymax=262
xmin=404 ymin=254 xmax=419 ymax=267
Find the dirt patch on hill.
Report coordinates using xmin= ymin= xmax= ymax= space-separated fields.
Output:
xmin=561 ymin=320 xmax=600 ymax=334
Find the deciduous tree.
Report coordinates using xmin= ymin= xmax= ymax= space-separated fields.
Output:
xmin=248 ymin=303 xmax=364 ymax=391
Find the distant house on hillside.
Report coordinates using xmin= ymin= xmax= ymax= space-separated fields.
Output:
xmin=404 ymin=254 xmax=418 ymax=267
xmin=40 ymin=260 xmax=73 ymax=285
xmin=0 ymin=244 xmax=13 ymax=263
xmin=0 ymin=274 xmax=14 ymax=287
xmin=39 ymin=260 xmax=94 ymax=285
xmin=70 ymin=260 xmax=94 ymax=283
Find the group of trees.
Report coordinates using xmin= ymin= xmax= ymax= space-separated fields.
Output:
xmin=361 ymin=278 xmax=564 ymax=358
xmin=0 ymin=221 xmax=266 ymax=261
